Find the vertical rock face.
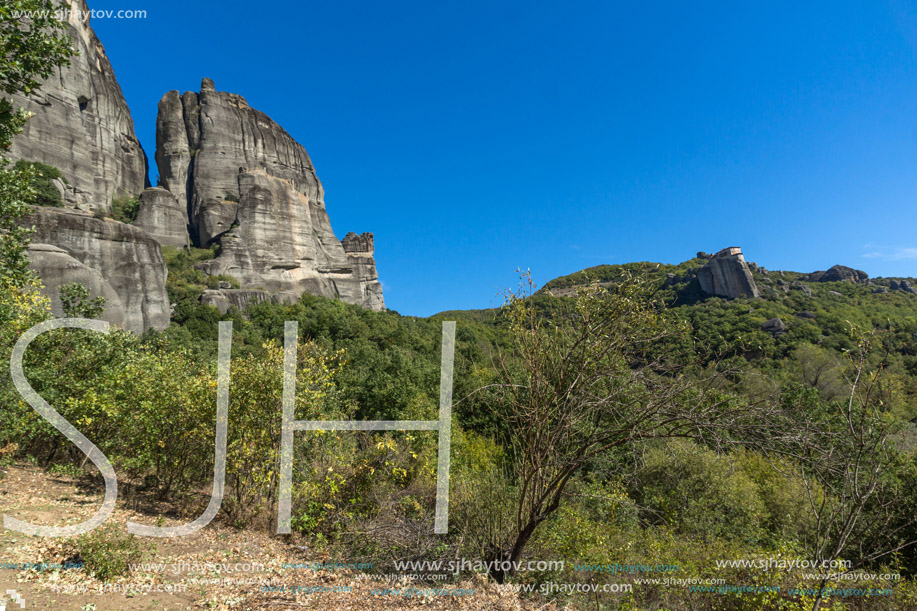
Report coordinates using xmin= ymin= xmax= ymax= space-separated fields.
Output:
xmin=8 ymin=0 xmax=148 ymax=211
xmin=152 ymin=79 xmax=384 ymax=311
xmin=26 ymin=208 xmax=170 ymax=333
xmin=341 ymin=232 xmax=384 ymax=311
xmin=9 ymin=0 xmax=384 ymax=321
xmin=696 ymin=246 xmax=760 ymax=299
xmin=9 ymin=0 xmax=169 ymax=333
xmin=157 ymin=79 xmax=323 ymax=246
xmin=133 ymin=187 xmax=189 ymax=248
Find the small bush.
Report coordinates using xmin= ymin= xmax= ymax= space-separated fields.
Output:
xmin=60 ymin=282 xmax=106 ymax=318
xmin=110 ymin=195 xmax=141 ymax=223
xmin=74 ymin=523 xmax=152 ymax=580
xmin=633 ymin=442 xmax=767 ymax=545
xmin=48 ymin=463 xmax=83 ymax=478
xmin=224 ymin=192 xmax=239 ymax=202
xmin=14 ymin=160 xmax=63 ymax=206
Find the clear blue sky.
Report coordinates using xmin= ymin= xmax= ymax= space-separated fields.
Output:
xmin=90 ymin=0 xmax=917 ymax=316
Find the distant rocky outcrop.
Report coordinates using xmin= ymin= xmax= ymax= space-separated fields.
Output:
xmin=762 ymin=317 xmax=786 ymax=336
xmin=808 ymin=265 xmax=868 ymax=284
xmin=8 ymin=0 xmax=148 ymax=212
xmin=150 ymin=79 xmax=384 ymax=311
xmin=696 ymin=247 xmax=760 ymax=299
xmin=25 ymin=208 xmax=169 ymax=333
xmin=890 ymin=279 xmax=917 ymax=294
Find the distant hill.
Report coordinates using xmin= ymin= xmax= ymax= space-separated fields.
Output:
xmin=537 ymin=249 xmax=917 ymax=367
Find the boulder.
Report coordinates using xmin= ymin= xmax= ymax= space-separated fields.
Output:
xmin=762 ymin=317 xmax=786 ymax=335
xmin=808 ymin=265 xmax=869 ymax=283
xmin=890 ymin=280 xmax=917 ymax=294
xmin=791 ymin=281 xmax=812 ymax=297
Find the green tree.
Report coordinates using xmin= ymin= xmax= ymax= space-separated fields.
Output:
xmin=13 ymin=159 xmax=63 ymax=206
xmin=109 ymin=194 xmax=140 ymax=223
xmin=59 ymin=281 xmax=105 ymax=318
xmin=483 ymin=271 xmax=757 ymax=581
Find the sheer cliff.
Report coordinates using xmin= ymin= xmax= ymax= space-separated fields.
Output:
xmin=10 ymin=2 xmax=385 ymax=331
xmin=148 ymin=79 xmax=384 ymax=311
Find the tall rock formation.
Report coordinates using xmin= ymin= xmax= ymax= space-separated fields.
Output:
xmin=150 ymin=79 xmax=384 ymax=311
xmin=696 ymin=247 xmax=760 ymax=299
xmin=26 ymin=208 xmax=170 ymax=332
xmin=8 ymin=0 xmax=169 ymax=333
xmin=8 ymin=0 xmax=148 ymax=211
xmin=8 ymin=1 xmax=383 ymax=322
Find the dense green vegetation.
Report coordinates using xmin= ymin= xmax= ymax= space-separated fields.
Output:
xmin=5 ymin=250 xmax=917 ymax=608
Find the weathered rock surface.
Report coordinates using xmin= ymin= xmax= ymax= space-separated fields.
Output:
xmin=791 ymin=281 xmax=812 ymax=297
xmin=25 ymin=208 xmax=169 ymax=332
xmin=200 ymin=288 xmax=298 ymax=315
xmin=133 ymin=188 xmax=189 ymax=248
xmin=27 ymin=243 xmax=126 ymax=328
xmin=341 ymin=232 xmax=385 ymax=311
xmin=8 ymin=0 xmax=148 ymax=211
xmin=890 ymin=280 xmax=917 ymax=294
xmin=193 ymin=168 xmax=384 ymax=309
xmin=153 ymin=80 xmax=384 ymax=310
xmin=808 ymin=265 xmax=869 ymax=283
xmin=157 ymin=79 xmax=323 ymax=246
xmin=8 ymin=2 xmax=385 ymax=327
xmin=696 ymin=247 xmax=760 ymax=299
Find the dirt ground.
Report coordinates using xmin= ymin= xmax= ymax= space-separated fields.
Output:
xmin=0 ymin=464 xmax=556 ymax=610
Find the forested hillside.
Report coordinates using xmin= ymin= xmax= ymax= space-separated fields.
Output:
xmin=6 ymin=245 xmax=917 ymax=609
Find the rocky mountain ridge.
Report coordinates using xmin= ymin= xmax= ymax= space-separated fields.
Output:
xmin=543 ymin=246 xmax=916 ymax=302
xmin=10 ymin=1 xmax=384 ymax=332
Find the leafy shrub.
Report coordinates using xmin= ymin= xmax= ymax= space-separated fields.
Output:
xmin=734 ymin=450 xmax=818 ymax=546
xmin=13 ymin=160 xmax=63 ymax=206
xmin=59 ymin=282 xmax=106 ymax=318
xmin=109 ymin=194 xmax=141 ymax=223
xmin=223 ymin=339 xmax=346 ymax=528
xmin=633 ymin=442 xmax=767 ymax=545
xmin=74 ymin=523 xmax=152 ymax=580
xmin=48 ymin=462 xmax=83 ymax=478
